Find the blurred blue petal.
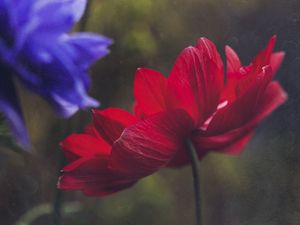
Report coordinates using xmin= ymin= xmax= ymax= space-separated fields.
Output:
xmin=34 ymin=0 xmax=86 ymax=23
xmin=64 ymin=33 xmax=113 ymax=69
xmin=0 ymin=0 xmax=111 ymax=147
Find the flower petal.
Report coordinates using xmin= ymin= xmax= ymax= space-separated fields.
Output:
xmin=193 ymin=81 xmax=287 ymax=155
xmin=166 ymin=146 xmax=190 ymax=167
xmin=223 ymin=36 xmax=282 ymax=103
xmin=195 ymin=37 xmax=224 ymax=73
xmin=206 ymin=66 xmax=274 ymax=133
xmin=92 ymin=108 xmax=138 ymax=145
xmin=15 ymin=43 xmax=100 ymax=117
xmin=133 ymin=102 xmax=145 ymax=119
xmin=225 ymin=45 xmax=241 ymax=76
xmin=58 ymin=157 xmax=137 ymax=196
xmin=84 ymin=123 xmax=100 ymax=138
xmin=62 ymin=33 xmax=112 ymax=70
xmin=251 ymin=81 xmax=287 ymax=125
xmin=133 ymin=68 xmax=168 ymax=117
xmin=167 ymin=39 xmax=224 ymax=125
xmin=0 ymin=0 xmax=15 ymax=44
xmin=61 ymin=133 xmax=111 ymax=162
xmin=252 ymin=35 xmax=276 ymax=69
xmin=270 ymin=51 xmax=285 ymax=74
xmin=109 ymin=109 xmax=194 ymax=176
xmin=192 ymin=129 xmax=254 ymax=155
xmin=33 ymin=0 xmax=87 ymax=34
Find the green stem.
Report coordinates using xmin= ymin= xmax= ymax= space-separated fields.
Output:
xmin=185 ymin=139 xmax=202 ymax=225
xmin=16 ymin=202 xmax=81 ymax=225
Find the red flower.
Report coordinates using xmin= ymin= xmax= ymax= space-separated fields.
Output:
xmin=58 ymin=36 xmax=287 ymax=196
xmin=133 ymin=36 xmax=287 ymax=166
xmin=59 ymin=108 xmax=193 ymax=196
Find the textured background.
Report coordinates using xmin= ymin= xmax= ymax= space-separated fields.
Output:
xmin=0 ymin=0 xmax=299 ymax=224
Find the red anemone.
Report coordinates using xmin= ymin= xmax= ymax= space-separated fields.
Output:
xmin=58 ymin=36 xmax=287 ymax=196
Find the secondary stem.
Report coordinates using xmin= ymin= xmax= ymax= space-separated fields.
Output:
xmin=53 ymin=154 xmax=64 ymax=225
xmin=185 ymin=139 xmax=202 ymax=225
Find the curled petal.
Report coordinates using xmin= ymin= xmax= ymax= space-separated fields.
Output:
xmin=206 ymin=66 xmax=274 ymax=133
xmin=92 ymin=108 xmax=138 ymax=145
xmin=109 ymin=110 xmax=194 ymax=176
xmin=192 ymin=128 xmax=253 ymax=155
xmin=194 ymin=81 xmax=287 ymax=155
xmin=224 ymin=36 xmax=284 ymax=103
xmin=237 ymin=36 xmax=276 ymax=92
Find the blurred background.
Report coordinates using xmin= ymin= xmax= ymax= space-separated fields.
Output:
xmin=0 ymin=0 xmax=299 ymax=224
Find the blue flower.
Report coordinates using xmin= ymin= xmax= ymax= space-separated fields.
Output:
xmin=0 ymin=0 xmax=112 ymax=148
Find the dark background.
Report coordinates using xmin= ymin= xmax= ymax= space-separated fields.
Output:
xmin=0 ymin=0 xmax=299 ymax=224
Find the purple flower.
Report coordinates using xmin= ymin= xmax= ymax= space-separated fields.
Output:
xmin=0 ymin=0 xmax=112 ymax=147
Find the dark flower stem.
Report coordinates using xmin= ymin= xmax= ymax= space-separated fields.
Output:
xmin=185 ymin=139 xmax=202 ymax=225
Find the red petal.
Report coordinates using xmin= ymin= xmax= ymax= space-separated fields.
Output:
xmin=193 ymin=81 xmax=287 ymax=155
xmin=221 ymin=46 xmax=243 ymax=103
xmin=192 ymin=128 xmax=254 ymax=155
xmin=206 ymin=66 xmax=274 ymax=134
xmin=166 ymin=145 xmax=196 ymax=167
xmin=217 ymin=132 xmax=253 ymax=155
xmin=58 ymin=157 xmax=137 ymax=196
xmin=167 ymin=43 xmax=224 ymax=125
xmin=133 ymin=68 xmax=168 ymax=117
xmin=225 ymin=45 xmax=241 ymax=75
xmin=92 ymin=108 xmax=138 ymax=145
xmin=109 ymin=109 xmax=194 ymax=175
xmin=84 ymin=123 xmax=100 ymax=138
xmin=196 ymin=37 xmax=224 ymax=72
xmin=252 ymin=35 xmax=276 ymax=69
xmin=251 ymin=81 xmax=287 ymax=124
xmin=62 ymin=156 xmax=96 ymax=172
xmin=133 ymin=102 xmax=145 ymax=119
xmin=224 ymin=36 xmax=280 ymax=101
xmin=270 ymin=51 xmax=285 ymax=74
xmin=61 ymin=134 xmax=111 ymax=162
